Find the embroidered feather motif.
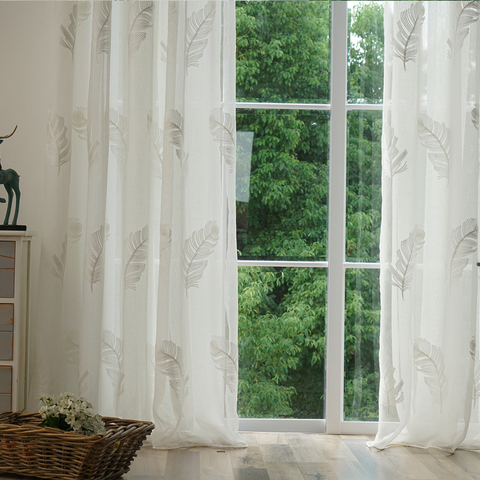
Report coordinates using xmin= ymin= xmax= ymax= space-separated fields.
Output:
xmin=450 ymin=218 xmax=477 ymax=284
xmin=101 ymin=330 xmax=125 ymax=399
xmin=59 ymin=3 xmax=91 ymax=58
xmin=124 ymin=226 xmax=148 ymax=291
xmin=381 ymin=356 xmax=404 ymax=413
xmin=156 ymin=340 xmax=189 ymax=431
xmin=383 ymin=125 xmax=408 ymax=178
xmin=85 ymin=224 xmax=107 ymax=293
xmin=51 ymin=235 xmax=68 ymax=281
xmin=392 ymin=2 xmax=425 ymax=71
xmin=210 ymin=336 xmax=238 ymax=394
xmin=209 ymin=109 xmax=236 ymax=171
xmin=418 ymin=114 xmax=451 ymax=181
xmin=413 ymin=338 xmax=448 ymax=412
xmin=72 ymin=107 xmax=88 ymax=140
xmin=165 ymin=109 xmax=187 ymax=164
xmin=129 ymin=1 xmax=154 ymax=56
xmin=183 ymin=221 xmax=219 ymax=291
xmin=147 ymin=112 xmax=163 ymax=178
xmin=470 ymin=338 xmax=480 ymax=405
xmin=47 ymin=112 xmax=70 ymax=175
xmin=95 ymin=2 xmax=111 ymax=55
xmin=109 ymin=108 xmax=128 ymax=164
xmin=472 ymin=105 xmax=479 ymax=130
xmin=389 ymin=225 xmax=425 ymax=300
xmin=447 ymin=1 xmax=480 ymax=59
xmin=186 ymin=1 xmax=216 ymax=70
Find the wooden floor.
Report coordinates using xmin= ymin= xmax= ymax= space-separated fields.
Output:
xmin=1 ymin=432 xmax=480 ymax=479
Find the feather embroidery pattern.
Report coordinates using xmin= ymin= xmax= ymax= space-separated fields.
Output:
xmin=413 ymin=338 xmax=448 ymax=412
xmin=418 ymin=114 xmax=451 ymax=181
xmin=68 ymin=218 xmax=83 ymax=244
xmin=129 ymin=1 xmax=154 ymax=56
xmin=51 ymin=235 xmax=68 ymax=281
xmin=78 ymin=370 xmax=89 ymax=396
xmin=165 ymin=110 xmax=187 ymax=164
xmin=101 ymin=330 xmax=125 ymax=399
xmin=447 ymin=1 xmax=480 ymax=59
xmin=72 ymin=107 xmax=88 ymax=140
xmin=95 ymin=2 xmax=112 ymax=55
xmin=392 ymin=2 xmax=425 ymax=71
xmin=124 ymin=226 xmax=148 ymax=291
xmin=450 ymin=218 xmax=477 ymax=285
xmin=381 ymin=356 xmax=404 ymax=413
xmin=59 ymin=3 xmax=91 ymax=58
xmin=59 ymin=4 xmax=78 ymax=58
xmin=31 ymin=349 xmax=54 ymax=399
xmin=183 ymin=221 xmax=219 ymax=290
xmin=47 ymin=112 xmax=70 ymax=175
xmin=210 ymin=336 xmax=238 ymax=394
xmin=186 ymin=1 xmax=216 ymax=70
xmin=209 ymin=109 xmax=236 ymax=171
xmin=85 ymin=224 xmax=107 ymax=293
xmin=389 ymin=225 xmax=425 ymax=300
xmin=470 ymin=338 xmax=480 ymax=405
xmin=160 ymin=224 xmax=172 ymax=255
xmin=383 ymin=125 xmax=408 ymax=178
xmin=109 ymin=108 xmax=128 ymax=164
xmin=147 ymin=112 xmax=163 ymax=176
xmin=472 ymin=105 xmax=479 ymax=130
xmin=156 ymin=340 xmax=189 ymax=429
xmin=65 ymin=331 xmax=80 ymax=364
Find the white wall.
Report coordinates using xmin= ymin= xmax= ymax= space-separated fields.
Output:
xmin=0 ymin=2 xmax=58 ymax=306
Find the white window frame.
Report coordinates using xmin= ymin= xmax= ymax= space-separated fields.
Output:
xmin=237 ymin=1 xmax=380 ymax=435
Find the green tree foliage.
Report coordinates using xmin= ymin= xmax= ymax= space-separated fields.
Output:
xmin=236 ymin=1 xmax=384 ymax=420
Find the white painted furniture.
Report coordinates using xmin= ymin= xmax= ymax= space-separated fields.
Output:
xmin=0 ymin=231 xmax=32 ymax=411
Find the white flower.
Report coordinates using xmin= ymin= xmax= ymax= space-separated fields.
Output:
xmin=37 ymin=392 xmax=105 ymax=436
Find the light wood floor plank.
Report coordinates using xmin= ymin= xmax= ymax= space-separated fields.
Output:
xmin=343 ymin=437 xmax=406 ymax=480
xmin=410 ymin=450 xmax=475 ymax=480
xmin=164 ymin=450 xmax=201 ymax=480
xmin=230 ymin=445 xmax=266 ymax=469
xmin=259 ymin=444 xmax=297 ymax=463
xmin=264 ymin=461 xmax=304 ymax=480
xmin=199 ymin=447 xmax=235 ymax=480
xmin=297 ymin=462 xmax=340 ymax=480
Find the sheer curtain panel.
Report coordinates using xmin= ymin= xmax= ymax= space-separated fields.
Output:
xmin=30 ymin=1 xmax=245 ymax=449
xmin=371 ymin=1 xmax=480 ymax=451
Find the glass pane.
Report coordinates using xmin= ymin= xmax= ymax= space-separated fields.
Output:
xmin=346 ymin=110 xmax=382 ymax=262
xmin=344 ymin=268 xmax=380 ymax=421
xmin=238 ymin=266 xmax=327 ymax=419
xmin=347 ymin=1 xmax=384 ymax=104
xmin=236 ymin=110 xmax=329 ymax=261
xmin=236 ymin=1 xmax=331 ymax=104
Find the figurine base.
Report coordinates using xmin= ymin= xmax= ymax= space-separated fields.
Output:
xmin=0 ymin=225 xmax=27 ymax=231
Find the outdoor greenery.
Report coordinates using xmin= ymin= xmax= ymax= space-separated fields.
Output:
xmin=236 ymin=1 xmax=384 ymax=420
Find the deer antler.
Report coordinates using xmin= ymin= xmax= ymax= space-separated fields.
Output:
xmin=0 ymin=126 xmax=17 ymax=140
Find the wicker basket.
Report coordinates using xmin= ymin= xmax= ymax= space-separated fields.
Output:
xmin=0 ymin=411 xmax=154 ymax=480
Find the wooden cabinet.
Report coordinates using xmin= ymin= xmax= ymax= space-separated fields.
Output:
xmin=0 ymin=233 xmax=32 ymax=411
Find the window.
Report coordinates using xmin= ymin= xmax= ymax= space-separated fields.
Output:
xmin=236 ymin=1 xmax=384 ymax=434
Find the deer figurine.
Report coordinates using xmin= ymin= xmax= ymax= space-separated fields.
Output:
xmin=0 ymin=126 xmax=20 ymax=225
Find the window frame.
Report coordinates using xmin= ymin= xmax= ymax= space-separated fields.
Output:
xmin=237 ymin=1 xmax=380 ymax=435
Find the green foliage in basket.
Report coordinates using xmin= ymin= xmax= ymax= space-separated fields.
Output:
xmin=37 ymin=392 xmax=106 ymax=436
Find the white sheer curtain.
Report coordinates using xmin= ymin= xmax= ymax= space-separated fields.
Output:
xmin=371 ymin=1 xmax=480 ymax=451
xmin=30 ymin=1 xmax=245 ymax=449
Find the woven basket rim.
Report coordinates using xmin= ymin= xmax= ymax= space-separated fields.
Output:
xmin=0 ymin=412 xmax=154 ymax=441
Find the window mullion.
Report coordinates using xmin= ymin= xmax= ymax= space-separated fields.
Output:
xmin=325 ymin=0 xmax=348 ymax=435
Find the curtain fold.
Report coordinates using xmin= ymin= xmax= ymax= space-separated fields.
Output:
xmin=31 ymin=0 xmax=245 ymax=450
xmin=371 ymin=1 xmax=480 ymax=451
